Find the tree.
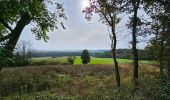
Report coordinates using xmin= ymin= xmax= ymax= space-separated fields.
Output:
xmin=144 ymin=0 xmax=164 ymax=76
xmin=83 ymin=0 xmax=124 ymax=87
xmin=145 ymin=22 xmax=166 ymax=75
xmin=0 ymin=0 xmax=66 ymax=57
xmin=130 ymin=0 xmax=141 ymax=87
xmin=121 ymin=0 xmax=142 ymax=87
xmin=144 ymin=0 xmax=170 ymax=79
xmin=81 ymin=49 xmax=91 ymax=64
xmin=155 ymin=0 xmax=170 ymax=80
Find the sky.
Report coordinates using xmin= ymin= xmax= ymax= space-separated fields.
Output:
xmin=18 ymin=0 xmax=148 ymax=51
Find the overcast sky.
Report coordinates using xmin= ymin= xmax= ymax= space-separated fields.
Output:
xmin=18 ymin=0 xmax=148 ymax=51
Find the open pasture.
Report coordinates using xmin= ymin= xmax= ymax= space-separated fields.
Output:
xmin=31 ymin=57 xmax=156 ymax=65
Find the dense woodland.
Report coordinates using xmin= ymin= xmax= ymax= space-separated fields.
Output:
xmin=0 ymin=0 xmax=170 ymax=99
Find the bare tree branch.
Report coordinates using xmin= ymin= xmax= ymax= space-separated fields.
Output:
xmin=101 ymin=11 xmax=112 ymax=26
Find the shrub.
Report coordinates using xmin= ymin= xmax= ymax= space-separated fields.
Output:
xmin=0 ymin=69 xmax=72 ymax=96
xmin=0 ymin=48 xmax=31 ymax=69
xmin=67 ymin=56 xmax=76 ymax=65
xmin=160 ymin=82 xmax=170 ymax=100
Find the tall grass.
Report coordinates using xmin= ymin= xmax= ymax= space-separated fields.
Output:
xmin=1 ymin=64 xmax=168 ymax=100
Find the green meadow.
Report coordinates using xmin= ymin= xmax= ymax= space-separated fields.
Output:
xmin=31 ymin=56 xmax=156 ymax=65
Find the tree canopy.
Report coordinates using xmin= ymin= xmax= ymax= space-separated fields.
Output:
xmin=0 ymin=0 xmax=66 ymax=53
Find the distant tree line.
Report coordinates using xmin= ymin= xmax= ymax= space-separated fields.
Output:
xmin=31 ymin=49 xmax=150 ymax=60
xmin=93 ymin=49 xmax=150 ymax=60
xmin=31 ymin=51 xmax=82 ymax=58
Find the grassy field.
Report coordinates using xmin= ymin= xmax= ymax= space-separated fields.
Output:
xmin=1 ymin=57 xmax=167 ymax=100
xmin=0 ymin=63 xmax=163 ymax=100
xmin=31 ymin=56 xmax=156 ymax=65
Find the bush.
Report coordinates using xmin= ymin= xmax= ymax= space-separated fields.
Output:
xmin=0 ymin=48 xmax=31 ymax=69
xmin=160 ymin=82 xmax=170 ymax=100
xmin=67 ymin=56 xmax=76 ymax=65
xmin=0 ymin=49 xmax=19 ymax=68
xmin=0 ymin=68 xmax=72 ymax=96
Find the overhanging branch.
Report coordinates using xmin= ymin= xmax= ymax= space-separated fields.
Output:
xmin=0 ymin=18 xmax=13 ymax=32
xmin=0 ymin=34 xmax=12 ymax=42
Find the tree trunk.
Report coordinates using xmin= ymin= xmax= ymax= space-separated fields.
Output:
xmin=168 ymin=60 xmax=170 ymax=80
xmin=167 ymin=45 xmax=170 ymax=80
xmin=159 ymin=36 xmax=164 ymax=76
xmin=112 ymin=28 xmax=120 ymax=87
xmin=132 ymin=1 xmax=140 ymax=87
xmin=4 ymin=13 xmax=31 ymax=57
xmin=167 ymin=33 xmax=170 ymax=80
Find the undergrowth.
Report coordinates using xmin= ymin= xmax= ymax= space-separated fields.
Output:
xmin=0 ymin=64 xmax=169 ymax=100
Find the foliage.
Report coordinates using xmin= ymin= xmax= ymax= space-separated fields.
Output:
xmin=159 ymin=81 xmax=170 ymax=100
xmin=81 ymin=50 xmax=91 ymax=64
xmin=0 ymin=41 xmax=32 ymax=69
xmin=0 ymin=0 xmax=66 ymax=42
xmin=144 ymin=0 xmax=170 ymax=79
xmin=67 ymin=56 xmax=76 ymax=65
xmin=0 ymin=0 xmax=67 ymax=60
xmin=0 ymin=68 xmax=72 ymax=96
xmin=0 ymin=49 xmax=27 ymax=69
